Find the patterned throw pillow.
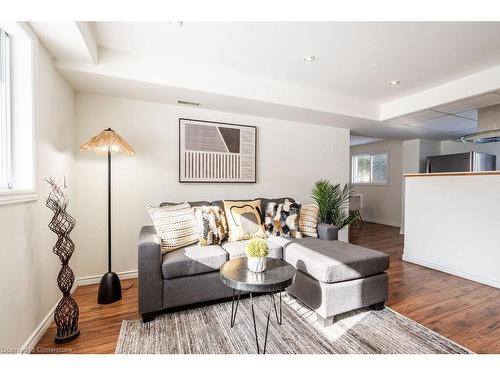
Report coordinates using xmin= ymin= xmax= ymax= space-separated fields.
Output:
xmin=223 ymin=199 xmax=267 ymax=242
xmin=192 ymin=206 xmax=228 ymax=246
xmin=147 ymin=202 xmax=198 ymax=253
xmin=299 ymin=203 xmax=319 ymax=238
xmin=267 ymin=199 xmax=302 ymax=238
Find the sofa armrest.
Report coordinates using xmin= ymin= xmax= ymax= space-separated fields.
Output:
xmin=138 ymin=225 xmax=163 ymax=314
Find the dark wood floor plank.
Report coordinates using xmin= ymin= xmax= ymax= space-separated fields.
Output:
xmin=34 ymin=222 xmax=500 ymax=353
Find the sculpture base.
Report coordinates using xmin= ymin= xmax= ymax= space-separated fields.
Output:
xmin=55 ymin=329 xmax=80 ymax=343
xmin=98 ymin=272 xmax=122 ymax=304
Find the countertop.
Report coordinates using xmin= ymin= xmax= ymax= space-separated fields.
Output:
xmin=404 ymin=171 xmax=500 ymax=177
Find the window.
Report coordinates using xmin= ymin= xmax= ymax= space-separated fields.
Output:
xmin=0 ymin=23 xmax=36 ymax=204
xmin=0 ymin=27 xmax=11 ymax=190
xmin=352 ymin=152 xmax=389 ymax=184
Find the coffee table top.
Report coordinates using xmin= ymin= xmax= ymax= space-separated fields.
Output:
xmin=220 ymin=258 xmax=296 ymax=293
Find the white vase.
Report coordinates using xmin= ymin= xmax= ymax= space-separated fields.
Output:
xmin=247 ymin=256 xmax=267 ymax=272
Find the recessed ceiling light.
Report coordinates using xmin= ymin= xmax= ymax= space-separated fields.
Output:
xmin=303 ymin=55 xmax=316 ymax=62
xmin=169 ymin=21 xmax=183 ymax=27
xmin=389 ymin=80 xmax=400 ymax=86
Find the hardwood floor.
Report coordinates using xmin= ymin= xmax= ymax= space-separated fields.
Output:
xmin=350 ymin=223 xmax=500 ymax=354
xmin=35 ymin=222 xmax=500 ymax=354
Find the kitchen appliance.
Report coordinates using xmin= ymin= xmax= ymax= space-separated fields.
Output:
xmin=454 ymin=104 xmax=500 ymax=143
xmin=426 ymin=152 xmax=496 ymax=173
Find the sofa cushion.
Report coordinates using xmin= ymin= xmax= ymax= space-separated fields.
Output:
xmin=221 ymin=239 xmax=283 ymax=260
xmin=282 ymin=238 xmax=389 ymax=283
xmin=161 ymin=243 xmax=228 ymax=279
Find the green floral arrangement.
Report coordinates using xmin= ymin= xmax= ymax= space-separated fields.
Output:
xmin=245 ymin=238 xmax=269 ymax=258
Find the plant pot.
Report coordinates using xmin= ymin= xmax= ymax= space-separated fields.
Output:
xmin=247 ymin=256 xmax=267 ymax=272
xmin=317 ymin=223 xmax=339 ymax=240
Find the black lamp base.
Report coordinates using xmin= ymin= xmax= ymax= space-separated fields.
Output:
xmin=98 ymin=272 xmax=122 ymax=304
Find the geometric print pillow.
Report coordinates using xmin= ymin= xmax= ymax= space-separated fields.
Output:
xmin=192 ymin=206 xmax=228 ymax=246
xmin=146 ymin=202 xmax=198 ymax=253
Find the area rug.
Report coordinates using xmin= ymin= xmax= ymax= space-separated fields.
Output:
xmin=116 ymin=294 xmax=471 ymax=354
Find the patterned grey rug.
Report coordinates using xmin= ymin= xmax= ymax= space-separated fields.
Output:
xmin=116 ymin=294 xmax=471 ymax=354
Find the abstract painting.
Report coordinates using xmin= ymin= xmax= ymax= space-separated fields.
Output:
xmin=179 ymin=118 xmax=256 ymax=183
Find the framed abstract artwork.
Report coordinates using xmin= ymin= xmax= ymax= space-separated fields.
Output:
xmin=179 ymin=118 xmax=257 ymax=183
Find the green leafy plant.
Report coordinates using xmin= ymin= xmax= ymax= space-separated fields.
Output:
xmin=311 ymin=179 xmax=359 ymax=230
xmin=245 ymin=238 xmax=270 ymax=257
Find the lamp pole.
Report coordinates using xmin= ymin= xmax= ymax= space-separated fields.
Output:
xmin=97 ymin=130 xmax=122 ymax=304
xmin=108 ymin=146 xmax=111 ymax=274
xmin=80 ymin=127 xmax=134 ymax=305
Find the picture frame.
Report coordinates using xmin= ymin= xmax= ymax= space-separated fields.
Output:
xmin=178 ymin=118 xmax=257 ymax=183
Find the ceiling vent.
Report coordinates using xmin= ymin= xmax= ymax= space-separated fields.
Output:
xmin=177 ymin=100 xmax=200 ymax=106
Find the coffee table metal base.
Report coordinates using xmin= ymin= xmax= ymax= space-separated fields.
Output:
xmin=229 ymin=289 xmax=283 ymax=354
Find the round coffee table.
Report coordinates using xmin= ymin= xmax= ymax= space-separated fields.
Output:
xmin=220 ymin=257 xmax=296 ymax=354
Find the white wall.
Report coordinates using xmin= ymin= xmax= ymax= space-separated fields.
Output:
xmin=350 ymin=140 xmax=403 ymax=227
xmin=0 ymin=43 xmax=75 ymax=349
xmin=441 ymin=140 xmax=500 ymax=170
xmin=404 ymin=174 xmax=500 ymax=288
xmin=73 ymin=94 xmax=350 ymax=277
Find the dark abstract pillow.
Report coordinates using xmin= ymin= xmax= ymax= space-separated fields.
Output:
xmin=265 ymin=199 xmax=302 ymax=238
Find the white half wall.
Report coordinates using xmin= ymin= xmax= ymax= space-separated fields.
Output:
xmin=400 ymin=139 xmax=441 ymax=233
xmin=0 ymin=43 xmax=76 ymax=350
xmin=350 ymin=140 xmax=403 ymax=227
xmin=404 ymin=174 xmax=500 ymax=288
xmin=73 ymin=94 xmax=350 ymax=277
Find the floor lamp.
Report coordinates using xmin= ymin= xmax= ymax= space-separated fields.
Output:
xmin=80 ymin=128 xmax=135 ymax=304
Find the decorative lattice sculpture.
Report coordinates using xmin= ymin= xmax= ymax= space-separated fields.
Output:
xmin=45 ymin=178 xmax=80 ymax=343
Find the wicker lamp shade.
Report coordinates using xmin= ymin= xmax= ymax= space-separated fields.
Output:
xmin=80 ymin=128 xmax=135 ymax=156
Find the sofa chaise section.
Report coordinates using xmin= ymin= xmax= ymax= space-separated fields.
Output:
xmin=283 ymin=238 xmax=389 ymax=326
xmin=283 ymin=238 xmax=389 ymax=284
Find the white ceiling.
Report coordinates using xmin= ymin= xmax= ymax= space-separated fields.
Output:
xmin=29 ymin=21 xmax=500 ymax=141
xmin=95 ymin=22 xmax=500 ymax=102
xmin=30 ymin=22 xmax=98 ymax=64
xmin=350 ymin=135 xmax=384 ymax=146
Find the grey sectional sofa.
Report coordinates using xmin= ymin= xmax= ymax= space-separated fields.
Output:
xmin=138 ymin=198 xmax=389 ymax=326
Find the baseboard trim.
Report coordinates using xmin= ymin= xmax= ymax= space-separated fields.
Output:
xmin=77 ymin=270 xmax=138 ymax=286
xmin=402 ymin=255 xmax=500 ymax=289
xmin=363 ymin=218 xmax=401 ymax=228
xmin=19 ymin=269 xmax=138 ymax=353
xmin=19 ymin=298 xmax=60 ymax=354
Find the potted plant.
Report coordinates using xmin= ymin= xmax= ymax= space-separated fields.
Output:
xmin=312 ymin=179 xmax=360 ymax=240
xmin=245 ymin=238 xmax=270 ymax=272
